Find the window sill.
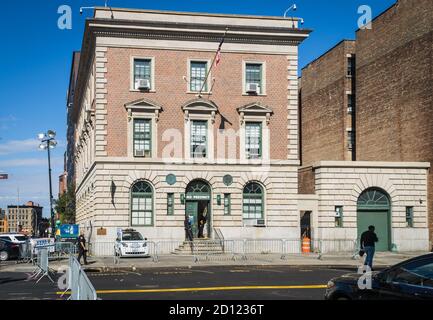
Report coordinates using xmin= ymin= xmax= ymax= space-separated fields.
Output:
xmin=130 ymin=89 xmax=156 ymax=93
xmin=242 ymin=93 xmax=267 ymax=97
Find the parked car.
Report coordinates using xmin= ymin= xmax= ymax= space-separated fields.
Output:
xmin=0 ymin=233 xmax=28 ymax=244
xmin=325 ymin=253 xmax=433 ymax=300
xmin=0 ymin=239 xmax=20 ymax=261
xmin=114 ymin=229 xmax=150 ymax=258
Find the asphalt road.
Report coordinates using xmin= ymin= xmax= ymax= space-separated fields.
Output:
xmin=0 ymin=265 xmax=358 ymax=300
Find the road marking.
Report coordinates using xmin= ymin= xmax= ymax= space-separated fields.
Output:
xmin=57 ymin=284 xmax=327 ymax=295
xmin=229 ymin=270 xmax=250 ymax=273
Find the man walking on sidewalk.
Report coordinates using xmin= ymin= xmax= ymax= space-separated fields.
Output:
xmin=360 ymin=225 xmax=379 ymax=270
xmin=77 ymin=232 xmax=88 ymax=265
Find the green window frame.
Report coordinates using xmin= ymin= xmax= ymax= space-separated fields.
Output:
xmin=134 ymin=59 xmax=152 ymax=89
xmin=191 ymin=120 xmax=208 ymax=158
xmin=131 ymin=181 xmax=153 ymax=226
xmin=335 ymin=206 xmax=343 ymax=228
xmin=224 ymin=194 xmax=231 ymax=216
xmin=245 ymin=122 xmax=262 ymax=159
xmin=190 ymin=61 xmax=208 ymax=92
xmin=243 ymin=182 xmax=264 ymax=220
xmin=133 ymin=119 xmax=152 ymax=157
xmin=167 ymin=193 xmax=174 ymax=216
xmin=245 ymin=63 xmax=263 ymax=94
xmin=406 ymin=206 xmax=414 ymax=228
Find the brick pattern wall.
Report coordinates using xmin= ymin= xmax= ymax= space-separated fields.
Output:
xmin=356 ymin=0 xmax=433 ymax=241
xmin=104 ymin=48 xmax=291 ymax=160
xmin=300 ymin=41 xmax=356 ymax=167
xmin=298 ymin=166 xmax=315 ymax=194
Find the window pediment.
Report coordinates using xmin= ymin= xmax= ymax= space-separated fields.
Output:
xmin=124 ymin=98 xmax=163 ymax=122
xmin=182 ymin=98 xmax=219 ymax=123
xmin=237 ymin=102 xmax=273 ymax=125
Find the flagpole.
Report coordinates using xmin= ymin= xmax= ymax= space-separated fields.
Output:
xmin=198 ymin=27 xmax=229 ymax=98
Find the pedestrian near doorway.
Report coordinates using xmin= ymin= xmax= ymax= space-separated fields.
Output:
xmin=360 ymin=225 xmax=378 ymax=270
xmin=198 ymin=215 xmax=207 ymax=238
xmin=184 ymin=216 xmax=193 ymax=242
xmin=77 ymin=232 xmax=88 ymax=265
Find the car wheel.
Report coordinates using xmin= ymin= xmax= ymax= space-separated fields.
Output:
xmin=0 ymin=251 xmax=9 ymax=261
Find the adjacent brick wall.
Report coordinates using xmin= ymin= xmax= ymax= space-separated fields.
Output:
xmin=298 ymin=166 xmax=315 ymax=194
xmin=300 ymin=41 xmax=356 ymax=167
xmin=356 ymin=0 xmax=433 ymax=241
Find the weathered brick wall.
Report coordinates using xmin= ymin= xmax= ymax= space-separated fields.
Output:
xmin=298 ymin=166 xmax=315 ymax=194
xmin=356 ymin=0 xmax=433 ymax=241
xmin=300 ymin=41 xmax=356 ymax=167
xmin=104 ymin=48 xmax=290 ymax=160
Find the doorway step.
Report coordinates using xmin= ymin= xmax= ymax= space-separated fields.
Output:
xmin=173 ymin=239 xmax=225 ymax=255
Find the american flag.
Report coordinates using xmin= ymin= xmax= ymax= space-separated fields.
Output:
xmin=215 ymin=37 xmax=224 ymax=67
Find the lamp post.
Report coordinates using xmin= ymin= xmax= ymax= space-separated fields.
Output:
xmin=38 ymin=130 xmax=57 ymax=238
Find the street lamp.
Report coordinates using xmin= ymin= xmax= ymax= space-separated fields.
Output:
xmin=38 ymin=130 xmax=57 ymax=238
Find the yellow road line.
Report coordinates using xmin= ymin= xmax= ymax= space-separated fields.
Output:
xmin=57 ymin=284 xmax=326 ymax=295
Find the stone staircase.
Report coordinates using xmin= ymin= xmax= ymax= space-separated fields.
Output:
xmin=173 ymin=239 xmax=225 ymax=255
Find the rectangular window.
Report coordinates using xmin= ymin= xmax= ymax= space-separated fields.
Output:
xmin=348 ymin=94 xmax=354 ymax=114
xmin=245 ymin=63 xmax=263 ymax=94
xmin=347 ymin=57 xmax=355 ymax=77
xmin=406 ymin=207 xmax=414 ymax=228
xmin=131 ymin=195 xmax=153 ymax=226
xmin=134 ymin=59 xmax=152 ymax=89
xmin=133 ymin=119 xmax=152 ymax=157
xmin=347 ymin=130 xmax=355 ymax=150
xmin=191 ymin=120 xmax=207 ymax=158
xmin=190 ymin=61 xmax=208 ymax=92
xmin=335 ymin=206 xmax=343 ymax=228
xmin=167 ymin=193 xmax=174 ymax=216
xmin=245 ymin=122 xmax=262 ymax=159
xmin=224 ymin=194 xmax=231 ymax=215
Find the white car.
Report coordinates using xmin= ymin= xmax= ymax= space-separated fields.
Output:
xmin=0 ymin=233 xmax=28 ymax=244
xmin=114 ymin=229 xmax=150 ymax=258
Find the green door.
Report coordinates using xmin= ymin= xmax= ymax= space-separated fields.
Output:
xmin=357 ymin=188 xmax=391 ymax=252
xmin=186 ymin=202 xmax=198 ymax=238
xmin=357 ymin=211 xmax=390 ymax=252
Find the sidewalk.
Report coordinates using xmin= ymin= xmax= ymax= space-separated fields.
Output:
xmin=0 ymin=251 xmax=428 ymax=273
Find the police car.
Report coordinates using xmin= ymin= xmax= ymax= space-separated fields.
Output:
xmin=114 ymin=229 xmax=150 ymax=258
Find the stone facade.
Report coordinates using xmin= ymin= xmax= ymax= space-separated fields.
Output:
xmin=71 ymin=8 xmax=310 ymax=244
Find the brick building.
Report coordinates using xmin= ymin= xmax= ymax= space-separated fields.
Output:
xmin=69 ymin=7 xmax=310 ymax=245
xmin=0 ymin=209 xmax=7 ymax=233
xmin=7 ymin=201 xmax=43 ymax=236
xmin=298 ymin=0 xmax=432 ymax=251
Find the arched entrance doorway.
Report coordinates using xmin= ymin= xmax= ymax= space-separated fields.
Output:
xmin=357 ymin=188 xmax=391 ymax=251
xmin=185 ymin=180 xmax=211 ymax=239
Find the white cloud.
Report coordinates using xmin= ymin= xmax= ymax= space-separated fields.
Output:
xmin=0 ymin=156 xmax=63 ymax=168
xmin=0 ymin=138 xmax=40 ymax=156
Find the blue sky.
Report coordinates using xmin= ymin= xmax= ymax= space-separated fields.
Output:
xmin=0 ymin=0 xmax=396 ymax=217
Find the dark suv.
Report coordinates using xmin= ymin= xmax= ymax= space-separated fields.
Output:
xmin=325 ymin=253 xmax=433 ymax=300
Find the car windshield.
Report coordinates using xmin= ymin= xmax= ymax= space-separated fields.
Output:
xmin=388 ymin=257 xmax=433 ymax=288
xmin=122 ymin=232 xmax=143 ymax=241
xmin=14 ymin=236 xmax=27 ymax=241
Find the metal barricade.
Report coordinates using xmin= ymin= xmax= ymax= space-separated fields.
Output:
xmin=242 ymin=239 xmax=285 ymax=262
xmin=28 ymin=248 xmax=55 ymax=283
xmin=281 ymin=239 xmax=302 ymax=259
xmin=317 ymin=239 xmax=358 ymax=259
xmin=88 ymin=242 xmax=115 ymax=257
xmin=68 ymin=256 xmax=97 ymax=300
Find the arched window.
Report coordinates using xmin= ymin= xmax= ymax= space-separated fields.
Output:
xmin=131 ymin=181 xmax=153 ymax=226
xmin=243 ymin=182 xmax=264 ymax=220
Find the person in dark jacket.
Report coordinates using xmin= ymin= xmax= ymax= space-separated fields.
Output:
xmin=77 ymin=232 xmax=88 ymax=265
xmin=198 ymin=215 xmax=207 ymax=239
xmin=360 ymin=225 xmax=379 ymax=269
xmin=184 ymin=216 xmax=193 ymax=242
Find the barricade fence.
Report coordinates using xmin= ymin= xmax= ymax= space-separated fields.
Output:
xmin=84 ymin=238 xmax=359 ymax=262
xmin=68 ymin=256 xmax=98 ymax=300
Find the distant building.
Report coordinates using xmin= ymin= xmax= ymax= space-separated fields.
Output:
xmin=298 ymin=0 xmax=432 ymax=251
xmin=7 ymin=201 xmax=43 ymax=236
xmin=59 ymin=151 xmax=68 ymax=196
xmin=0 ymin=209 xmax=7 ymax=233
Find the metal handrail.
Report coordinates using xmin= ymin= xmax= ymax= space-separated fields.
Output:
xmin=213 ymin=228 xmax=225 ymax=253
